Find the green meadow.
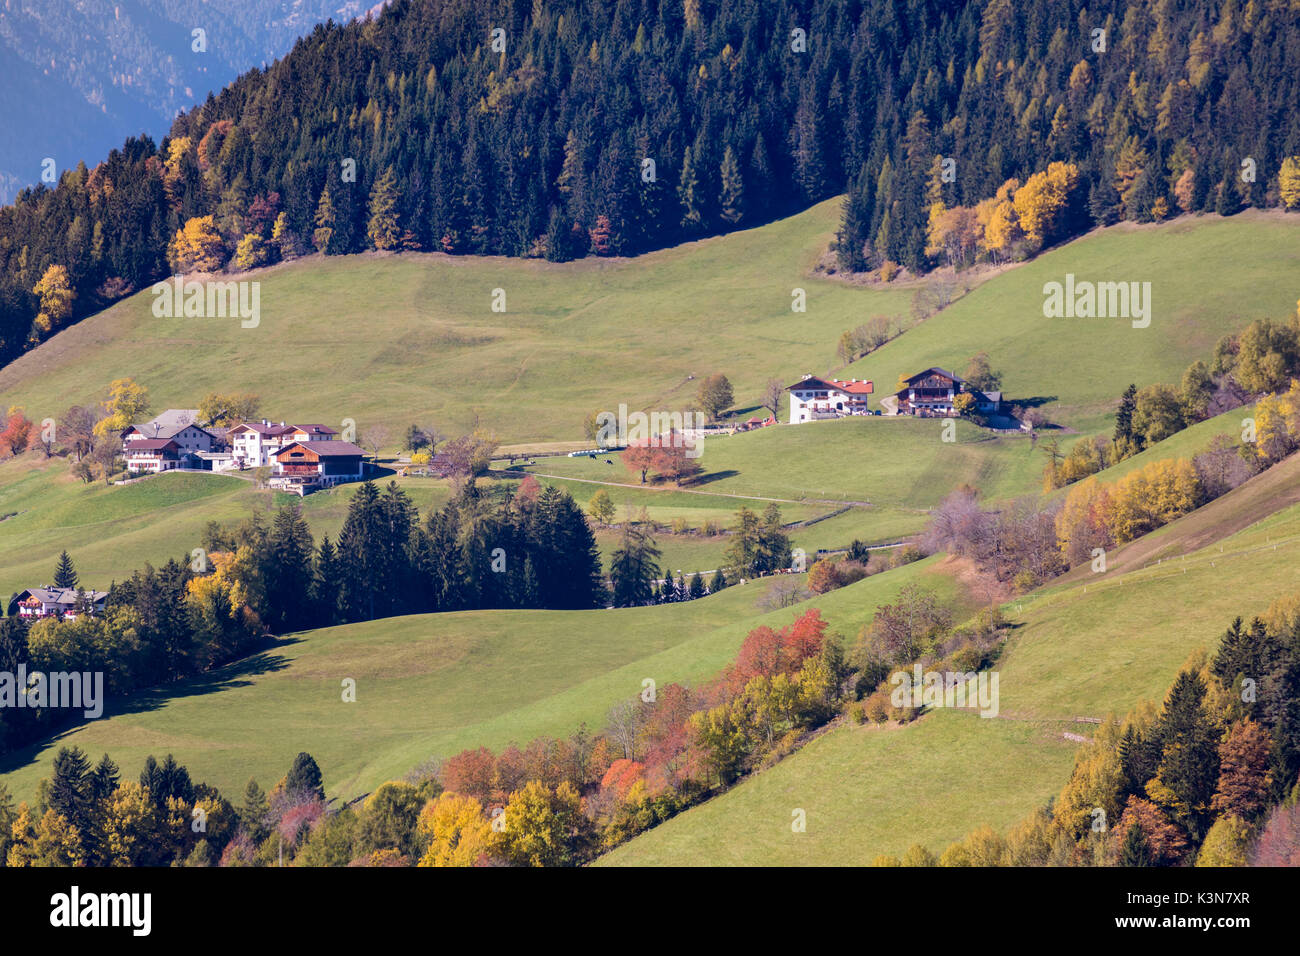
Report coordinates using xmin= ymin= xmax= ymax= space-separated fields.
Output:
xmin=603 ymin=477 xmax=1300 ymax=865
xmin=843 ymin=212 xmax=1300 ymax=435
xmin=0 ymin=555 xmax=974 ymax=804
xmin=2 ymin=205 xmax=1296 ymax=447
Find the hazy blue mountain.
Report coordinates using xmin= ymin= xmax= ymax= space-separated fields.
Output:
xmin=0 ymin=0 xmax=377 ymax=202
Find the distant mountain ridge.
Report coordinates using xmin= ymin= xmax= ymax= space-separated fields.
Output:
xmin=0 ymin=0 xmax=375 ymax=203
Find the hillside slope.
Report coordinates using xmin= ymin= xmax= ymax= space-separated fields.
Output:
xmin=601 ymin=477 xmax=1300 ymax=865
xmin=0 ymin=554 xmax=979 ymax=804
xmin=2 ymin=208 xmax=1298 ymax=444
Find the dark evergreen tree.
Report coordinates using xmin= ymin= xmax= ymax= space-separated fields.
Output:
xmin=708 ymin=567 xmax=727 ymax=594
xmin=46 ymin=746 xmax=94 ymax=837
xmin=52 ymin=551 xmax=78 ymax=589
xmin=609 ymin=521 xmax=661 ymax=608
xmin=239 ymin=777 xmax=271 ymax=842
xmin=1120 ymin=822 xmax=1152 ymax=867
xmin=284 ymin=751 xmax=325 ymax=802
xmin=1114 ymin=384 xmax=1138 ymax=445
xmin=264 ymin=505 xmax=315 ymax=633
xmin=1154 ymin=671 xmax=1220 ymax=840
xmin=311 ymin=534 xmax=344 ymax=628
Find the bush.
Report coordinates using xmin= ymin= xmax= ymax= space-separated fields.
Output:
xmin=947 ymin=643 xmax=986 ymax=674
xmin=854 ymin=658 xmax=891 ymax=698
xmin=891 ymin=545 xmax=925 ymax=567
xmin=1012 ymin=569 xmax=1038 ymax=593
xmin=864 ymin=690 xmax=891 ymax=724
xmin=848 ymin=701 xmax=867 ymax=725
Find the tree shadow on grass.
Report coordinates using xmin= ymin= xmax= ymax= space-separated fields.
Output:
xmin=685 ymin=469 xmax=740 ymax=488
xmin=0 ymin=638 xmax=299 ymax=778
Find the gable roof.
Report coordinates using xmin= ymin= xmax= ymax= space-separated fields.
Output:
xmin=18 ymin=587 xmax=109 ymax=606
xmin=289 ymin=424 xmax=338 ymax=437
xmin=150 ymin=409 xmax=201 ymax=428
xmin=828 ymin=378 xmax=874 ymax=394
xmin=785 ymin=375 xmax=837 ymax=392
xmin=786 ymin=375 xmax=874 ymax=396
xmin=125 ymin=438 xmax=180 ymax=452
xmin=275 ymin=440 xmax=365 ymax=459
xmin=126 ymin=420 xmax=217 ymax=441
xmin=229 ymin=421 xmax=295 ymax=437
xmin=902 ymin=367 xmax=964 ymax=385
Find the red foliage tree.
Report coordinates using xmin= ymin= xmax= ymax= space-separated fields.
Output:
xmin=621 ymin=442 xmax=657 ymax=484
xmin=725 ymin=609 xmax=828 ymax=694
xmin=1116 ymin=796 xmax=1191 ymax=865
xmin=1251 ymin=801 xmax=1300 ymax=866
xmin=514 ymin=474 xmax=542 ymax=505
xmin=589 ymin=215 xmax=614 ymax=255
xmin=600 ymin=759 xmax=646 ymax=799
xmin=0 ymin=410 xmax=33 ymax=457
xmin=442 ymin=746 xmax=496 ymax=804
xmin=1211 ymin=719 xmax=1272 ymax=820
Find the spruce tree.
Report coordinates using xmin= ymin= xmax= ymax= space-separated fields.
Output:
xmin=719 ymin=145 xmax=744 ymax=225
xmin=312 ymin=534 xmax=343 ymax=627
xmin=239 ymin=778 xmax=271 ymax=842
xmin=609 ymin=521 xmax=661 ymax=607
xmin=312 ymin=183 xmax=337 ymax=253
xmin=677 ymin=148 xmax=703 ymax=232
xmin=90 ymin=753 xmax=120 ymax=800
xmin=1216 ymin=167 xmax=1242 ymax=216
xmin=1154 ymin=671 xmax=1220 ymax=838
xmin=1114 ymin=384 xmax=1138 ymax=444
xmin=53 ymin=550 xmax=78 ymax=589
xmin=1120 ymin=822 xmax=1151 ymax=866
xmin=47 ymin=747 xmax=94 ymax=836
xmin=709 ymin=567 xmax=727 ymax=593
xmin=285 ymin=752 xmax=325 ymax=801
xmin=366 ymin=166 xmax=401 ymax=250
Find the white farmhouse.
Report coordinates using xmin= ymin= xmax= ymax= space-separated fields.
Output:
xmin=786 ymin=375 xmax=875 ymax=423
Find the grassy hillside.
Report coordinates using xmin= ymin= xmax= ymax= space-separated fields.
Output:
xmin=0 ymin=554 xmax=976 ymax=804
xmin=0 ymin=199 xmax=917 ymax=444
xmin=0 ymin=450 xmax=895 ymax=599
xmin=602 ymin=474 xmax=1300 ymax=865
xmin=2 ymin=206 xmax=1297 ymax=446
xmin=843 ymin=212 xmax=1300 ymax=436
xmin=597 ymin=710 xmax=1077 ymax=867
xmin=502 ymin=415 xmax=1041 ymax=507
xmin=0 ymin=455 xmax=458 ymax=601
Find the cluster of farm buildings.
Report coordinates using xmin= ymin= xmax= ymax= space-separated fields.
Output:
xmin=12 ymin=586 xmax=109 ymax=622
xmin=120 ymin=409 xmax=366 ymax=494
xmin=785 ymin=367 xmax=1007 ymax=424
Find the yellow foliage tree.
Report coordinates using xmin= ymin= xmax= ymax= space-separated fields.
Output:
xmin=234 ymin=233 xmax=268 ymax=271
xmin=1252 ymin=380 xmax=1300 ymax=463
xmin=1012 ymin=161 xmax=1081 ymax=242
xmin=416 ymin=792 xmax=493 ymax=867
xmin=162 ymin=136 xmax=192 ymax=204
xmin=1103 ymin=458 xmax=1202 ymax=544
xmin=1279 ymin=156 xmax=1300 ymax=211
xmin=167 ymin=215 xmax=227 ymax=274
xmin=1054 ymin=716 xmax=1125 ymax=840
xmin=982 ymin=199 xmax=1021 ymax=259
xmin=6 ymin=806 xmax=85 ymax=866
xmin=93 ymin=377 xmax=150 ymax=439
xmin=32 ymin=264 xmax=76 ymax=338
